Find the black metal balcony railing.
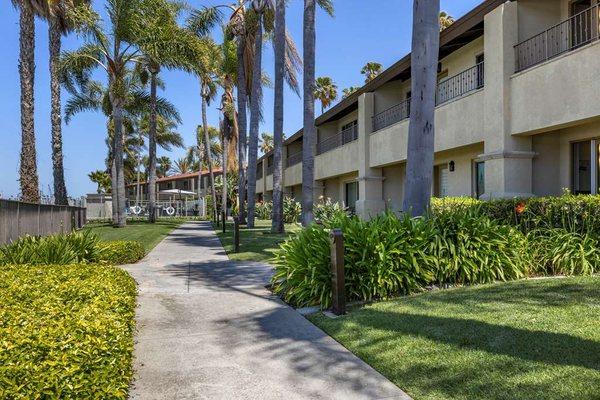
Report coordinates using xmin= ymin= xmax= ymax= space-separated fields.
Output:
xmin=436 ymin=62 xmax=484 ymax=106
xmin=286 ymin=151 xmax=302 ymax=167
xmin=371 ymin=99 xmax=410 ymax=132
xmin=515 ymin=4 xmax=600 ymax=72
xmin=316 ymin=124 xmax=359 ymax=155
xmin=266 ymin=164 xmax=274 ymax=176
xmin=371 ymin=62 xmax=484 ymax=133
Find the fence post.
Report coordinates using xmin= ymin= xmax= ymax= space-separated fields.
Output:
xmin=222 ymin=211 xmax=226 ymax=233
xmin=233 ymin=216 xmax=240 ymax=253
xmin=329 ymin=229 xmax=346 ymax=316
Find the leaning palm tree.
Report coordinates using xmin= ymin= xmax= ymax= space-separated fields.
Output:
xmin=361 ymin=61 xmax=383 ymax=83
xmin=314 ymin=76 xmax=338 ymax=114
xmin=44 ymin=0 xmax=91 ymax=205
xmin=302 ymin=0 xmax=334 ymax=226
xmin=403 ymin=0 xmax=441 ymax=216
xmin=61 ymin=0 xmax=181 ymax=227
xmin=439 ymin=11 xmax=454 ymax=31
xmin=12 ymin=0 xmax=45 ymax=203
xmin=260 ymin=133 xmax=274 ymax=154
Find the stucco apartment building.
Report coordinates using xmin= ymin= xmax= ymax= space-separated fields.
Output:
xmin=125 ymin=169 xmax=223 ymax=201
xmin=255 ymin=0 xmax=600 ymax=219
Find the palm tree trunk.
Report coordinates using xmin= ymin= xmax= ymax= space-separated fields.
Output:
xmin=202 ymin=95 xmax=218 ymax=221
xmin=246 ymin=13 xmax=263 ymax=229
xmin=49 ymin=18 xmax=68 ymax=205
xmin=302 ymin=0 xmax=316 ymax=226
xmin=272 ymin=0 xmax=285 ymax=234
xmin=113 ymin=101 xmax=127 ymax=227
xmin=222 ymin=120 xmax=228 ymax=220
xmin=403 ymin=0 xmax=441 ymax=217
xmin=148 ymin=70 xmax=159 ymax=223
xmin=18 ymin=1 xmax=40 ymax=203
xmin=236 ymin=40 xmax=248 ymax=224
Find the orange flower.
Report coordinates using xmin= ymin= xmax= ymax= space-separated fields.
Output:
xmin=515 ymin=202 xmax=526 ymax=215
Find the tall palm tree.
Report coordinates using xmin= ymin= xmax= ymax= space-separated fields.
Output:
xmin=260 ymin=132 xmax=274 ymax=154
xmin=439 ymin=11 xmax=454 ymax=31
xmin=157 ymin=156 xmax=172 ymax=177
xmin=88 ymin=170 xmax=111 ymax=194
xmin=200 ymin=76 xmax=220 ymax=221
xmin=314 ymin=76 xmax=338 ymax=114
xmin=302 ymin=0 xmax=333 ymax=226
xmin=174 ymin=158 xmax=192 ymax=174
xmin=12 ymin=0 xmax=45 ymax=203
xmin=342 ymin=86 xmax=360 ymax=99
xmin=61 ymin=0 xmax=180 ymax=227
xmin=361 ymin=61 xmax=383 ymax=83
xmin=44 ymin=0 xmax=91 ymax=206
xmin=403 ymin=0 xmax=441 ymax=216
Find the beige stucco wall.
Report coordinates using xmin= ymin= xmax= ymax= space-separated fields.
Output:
xmin=440 ymin=36 xmax=484 ymax=78
xmin=383 ymin=164 xmax=405 ymax=212
xmin=321 ymin=172 xmax=358 ymax=205
xmin=517 ymin=0 xmax=562 ymax=42
xmin=315 ymin=140 xmax=359 ymax=180
xmin=256 ymin=177 xmax=264 ymax=194
xmin=374 ymin=80 xmax=404 ymax=115
xmin=511 ymin=41 xmax=600 ymax=136
xmin=284 ymin=161 xmax=302 ymax=187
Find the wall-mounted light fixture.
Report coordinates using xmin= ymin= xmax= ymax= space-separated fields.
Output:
xmin=449 ymin=161 xmax=455 ymax=172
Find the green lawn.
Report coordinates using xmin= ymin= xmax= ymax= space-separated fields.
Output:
xmin=216 ymin=219 xmax=301 ymax=262
xmin=309 ymin=276 xmax=600 ymax=400
xmin=85 ymin=219 xmax=182 ymax=253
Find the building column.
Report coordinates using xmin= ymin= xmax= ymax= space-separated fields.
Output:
xmin=355 ymin=92 xmax=385 ymax=218
xmin=481 ymin=1 xmax=536 ymax=199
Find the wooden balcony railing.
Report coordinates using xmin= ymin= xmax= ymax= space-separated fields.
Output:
xmin=515 ymin=4 xmax=600 ymax=72
xmin=316 ymin=125 xmax=359 ymax=155
xmin=371 ymin=99 xmax=410 ymax=132
xmin=286 ymin=151 xmax=302 ymax=167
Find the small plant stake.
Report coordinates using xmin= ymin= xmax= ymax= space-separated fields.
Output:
xmin=329 ymin=228 xmax=346 ymax=316
xmin=233 ymin=217 xmax=240 ymax=253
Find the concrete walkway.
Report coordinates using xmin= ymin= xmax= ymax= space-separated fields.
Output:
xmin=122 ymin=221 xmax=411 ymax=400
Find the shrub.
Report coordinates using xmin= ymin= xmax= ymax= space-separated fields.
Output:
xmin=97 ymin=241 xmax=146 ymax=265
xmin=0 ymin=264 xmax=136 ymax=399
xmin=528 ymin=228 xmax=599 ymax=276
xmin=255 ymin=201 xmax=272 ymax=220
xmin=283 ymin=197 xmax=302 ymax=223
xmin=314 ymin=198 xmax=348 ymax=224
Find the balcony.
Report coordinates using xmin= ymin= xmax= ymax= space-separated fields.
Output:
xmin=515 ymin=4 xmax=600 ymax=72
xmin=266 ymin=164 xmax=274 ymax=176
xmin=372 ymin=62 xmax=484 ymax=133
xmin=316 ymin=124 xmax=359 ymax=155
xmin=286 ymin=151 xmax=302 ymax=168
xmin=256 ymin=166 xmax=263 ymax=180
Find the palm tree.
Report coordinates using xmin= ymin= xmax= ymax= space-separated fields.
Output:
xmin=44 ymin=0 xmax=91 ymax=206
xmin=439 ymin=11 xmax=454 ymax=31
xmin=12 ymin=0 xmax=45 ymax=203
xmin=314 ymin=76 xmax=338 ymax=114
xmin=342 ymin=86 xmax=360 ymax=99
xmin=260 ymin=133 xmax=274 ymax=154
xmin=61 ymin=0 xmax=180 ymax=227
xmin=303 ymin=0 xmax=333 ymax=226
xmin=88 ymin=170 xmax=111 ymax=194
xmin=361 ymin=62 xmax=383 ymax=83
xmin=174 ymin=158 xmax=192 ymax=175
xmin=403 ymin=0 xmax=441 ymax=217
xmin=157 ymin=156 xmax=172 ymax=177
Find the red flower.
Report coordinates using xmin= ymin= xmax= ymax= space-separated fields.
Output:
xmin=515 ymin=202 xmax=526 ymax=215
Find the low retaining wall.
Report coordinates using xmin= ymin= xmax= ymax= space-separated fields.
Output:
xmin=0 ymin=199 xmax=86 ymax=245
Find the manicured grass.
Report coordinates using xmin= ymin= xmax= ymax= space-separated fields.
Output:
xmin=0 ymin=264 xmax=137 ymax=399
xmin=85 ymin=219 xmax=182 ymax=253
xmin=309 ymin=276 xmax=600 ymax=400
xmin=216 ymin=219 xmax=301 ymax=262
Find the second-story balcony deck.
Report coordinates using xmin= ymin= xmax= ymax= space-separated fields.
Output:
xmin=316 ymin=124 xmax=359 ymax=155
xmin=515 ymin=4 xmax=600 ymax=72
xmin=372 ymin=62 xmax=484 ymax=133
xmin=286 ymin=151 xmax=302 ymax=168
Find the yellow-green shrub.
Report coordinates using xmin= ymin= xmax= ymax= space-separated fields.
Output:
xmin=97 ymin=241 xmax=146 ymax=265
xmin=0 ymin=264 xmax=137 ymax=399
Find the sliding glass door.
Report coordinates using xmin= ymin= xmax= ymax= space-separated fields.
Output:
xmin=572 ymin=140 xmax=599 ymax=195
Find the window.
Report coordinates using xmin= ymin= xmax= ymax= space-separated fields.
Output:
xmin=475 ymin=161 xmax=485 ymax=199
xmin=345 ymin=181 xmax=359 ymax=213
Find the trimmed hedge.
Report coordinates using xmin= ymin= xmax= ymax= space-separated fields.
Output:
xmin=0 ymin=231 xmax=146 ymax=266
xmin=0 ymin=264 xmax=137 ymax=399
xmin=97 ymin=241 xmax=146 ymax=265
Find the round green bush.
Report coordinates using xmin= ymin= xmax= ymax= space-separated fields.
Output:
xmin=97 ymin=241 xmax=146 ymax=265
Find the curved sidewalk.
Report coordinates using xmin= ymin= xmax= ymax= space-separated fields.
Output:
xmin=122 ymin=221 xmax=411 ymax=400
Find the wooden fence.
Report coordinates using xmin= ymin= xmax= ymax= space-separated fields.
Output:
xmin=0 ymin=199 xmax=86 ymax=245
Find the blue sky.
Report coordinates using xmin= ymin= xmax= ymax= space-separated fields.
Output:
xmin=0 ymin=0 xmax=483 ymax=198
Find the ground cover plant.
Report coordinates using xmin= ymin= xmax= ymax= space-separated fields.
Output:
xmin=0 ymin=264 xmax=137 ymax=399
xmin=309 ymin=276 xmax=600 ymax=400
